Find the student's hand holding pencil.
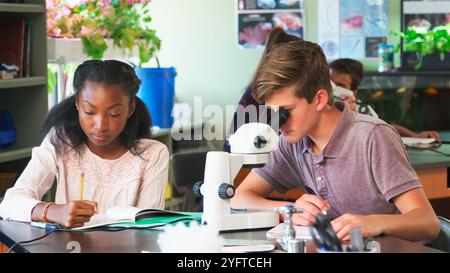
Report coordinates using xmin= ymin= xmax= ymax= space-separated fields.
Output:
xmin=40 ymin=172 xmax=99 ymax=228
xmin=45 ymin=200 xmax=98 ymax=228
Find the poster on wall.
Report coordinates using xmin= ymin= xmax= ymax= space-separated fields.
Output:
xmin=318 ymin=0 xmax=389 ymax=59
xmin=237 ymin=0 xmax=304 ymax=50
xmin=402 ymin=0 xmax=450 ymax=29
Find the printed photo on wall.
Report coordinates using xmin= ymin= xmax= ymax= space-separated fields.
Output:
xmin=365 ymin=36 xmax=387 ymax=58
xmin=238 ymin=13 xmax=274 ymax=49
xmin=238 ymin=12 xmax=303 ymax=49
xmin=237 ymin=0 xmax=304 ymax=50
xmin=318 ymin=0 xmax=389 ymax=59
xmin=238 ymin=0 xmax=302 ymax=10
xmin=403 ymin=0 xmax=450 ymax=30
xmin=405 ymin=14 xmax=450 ymax=29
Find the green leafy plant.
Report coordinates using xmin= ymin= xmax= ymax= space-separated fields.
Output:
xmin=46 ymin=0 xmax=161 ymax=66
xmin=392 ymin=23 xmax=450 ymax=69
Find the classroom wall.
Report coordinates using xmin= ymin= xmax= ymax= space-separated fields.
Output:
xmin=149 ymin=0 xmax=402 ymax=133
xmin=149 ymin=0 xmax=261 ymax=131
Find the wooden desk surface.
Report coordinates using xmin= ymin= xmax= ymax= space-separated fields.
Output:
xmin=0 ymin=220 xmax=442 ymax=253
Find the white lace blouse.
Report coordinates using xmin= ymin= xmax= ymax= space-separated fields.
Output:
xmin=0 ymin=134 xmax=169 ymax=222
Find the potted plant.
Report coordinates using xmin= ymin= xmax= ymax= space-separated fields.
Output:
xmin=47 ymin=0 xmax=160 ymax=65
xmin=393 ymin=23 xmax=450 ymax=70
xmin=46 ymin=0 xmax=176 ymax=128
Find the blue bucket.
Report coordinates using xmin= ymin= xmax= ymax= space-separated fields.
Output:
xmin=135 ymin=67 xmax=176 ymax=129
xmin=0 ymin=111 xmax=16 ymax=149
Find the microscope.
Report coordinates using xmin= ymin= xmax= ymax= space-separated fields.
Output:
xmin=193 ymin=122 xmax=281 ymax=231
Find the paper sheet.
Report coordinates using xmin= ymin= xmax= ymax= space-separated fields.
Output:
xmin=266 ymin=223 xmax=312 ymax=240
xmin=401 ymin=137 xmax=436 ymax=145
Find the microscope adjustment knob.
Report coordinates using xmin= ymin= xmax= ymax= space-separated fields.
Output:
xmin=193 ymin=181 xmax=204 ymax=197
xmin=218 ymin=183 xmax=235 ymax=199
xmin=253 ymin=135 xmax=267 ymax=149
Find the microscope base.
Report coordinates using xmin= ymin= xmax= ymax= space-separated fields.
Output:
xmin=202 ymin=211 xmax=279 ymax=231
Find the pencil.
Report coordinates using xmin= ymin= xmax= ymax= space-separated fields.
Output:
xmin=79 ymin=173 xmax=84 ymax=201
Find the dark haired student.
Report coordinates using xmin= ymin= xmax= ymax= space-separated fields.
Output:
xmin=0 ymin=60 xmax=169 ymax=228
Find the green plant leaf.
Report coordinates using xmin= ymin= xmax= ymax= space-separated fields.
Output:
xmin=81 ymin=35 xmax=107 ymax=59
xmin=47 ymin=67 xmax=56 ymax=94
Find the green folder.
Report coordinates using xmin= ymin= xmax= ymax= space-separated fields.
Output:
xmin=107 ymin=212 xmax=202 ymax=228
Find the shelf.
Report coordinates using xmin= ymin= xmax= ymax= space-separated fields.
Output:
xmin=48 ymin=38 xmax=139 ymax=64
xmin=0 ymin=76 xmax=46 ymax=89
xmin=0 ymin=0 xmax=47 ymax=165
xmin=0 ymin=3 xmax=44 ymax=13
xmin=361 ymin=71 xmax=450 ymax=89
xmin=365 ymin=71 xmax=450 ymax=77
xmin=0 ymin=146 xmax=32 ymax=164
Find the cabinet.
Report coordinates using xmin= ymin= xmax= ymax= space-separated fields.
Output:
xmin=358 ymin=71 xmax=450 ymax=131
xmin=0 ymin=0 xmax=48 ymax=164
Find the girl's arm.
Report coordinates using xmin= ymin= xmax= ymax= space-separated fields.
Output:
xmin=0 ymin=136 xmax=58 ymax=222
xmin=135 ymin=142 xmax=169 ymax=209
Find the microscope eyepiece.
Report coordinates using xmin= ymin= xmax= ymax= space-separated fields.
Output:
xmin=260 ymin=106 xmax=291 ymax=131
xmin=278 ymin=107 xmax=291 ymax=127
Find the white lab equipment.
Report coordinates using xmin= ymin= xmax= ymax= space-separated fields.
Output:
xmin=194 ymin=122 xmax=280 ymax=231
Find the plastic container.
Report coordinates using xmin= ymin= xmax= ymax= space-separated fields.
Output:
xmin=0 ymin=111 xmax=16 ymax=149
xmin=135 ymin=67 xmax=177 ymax=129
xmin=378 ymin=44 xmax=394 ymax=72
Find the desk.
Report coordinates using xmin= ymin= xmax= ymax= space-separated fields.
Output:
xmin=0 ymin=220 xmax=441 ymax=253
xmin=438 ymin=131 xmax=450 ymax=143
xmin=408 ymin=144 xmax=450 ymax=199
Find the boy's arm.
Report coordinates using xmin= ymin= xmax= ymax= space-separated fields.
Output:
xmin=231 ymin=171 xmax=293 ymax=210
xmin=332 ymin=124 xmax=440 ymax=242
xmin=332 ymin=188 xmax=440 ymax=242
xmin=383 ymin=187 xmax=440 ymax=241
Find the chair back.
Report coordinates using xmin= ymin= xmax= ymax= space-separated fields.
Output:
xmin=170 ymin=152 xmax=207 ymax=211
xmin=429 ymin=216 xmax=450 ymax=252
xmin=171 ymin=152 xmax=207 ymax=188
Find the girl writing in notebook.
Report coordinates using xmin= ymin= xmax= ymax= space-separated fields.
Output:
xmin=0 ymin=60 xmax=169 ymax=228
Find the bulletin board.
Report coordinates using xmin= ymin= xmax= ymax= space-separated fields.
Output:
xmin=237 ymin=0 xmax=304 ymax=50
xmin=318 ymin=0 xmax=389 ymax=60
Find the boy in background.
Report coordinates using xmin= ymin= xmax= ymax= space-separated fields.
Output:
xmin=329 ymin=58 xmax=441 ymax=142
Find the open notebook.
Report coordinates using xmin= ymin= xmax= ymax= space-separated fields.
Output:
xmin=266 ymin=223 xmax=312 ymax=240
xmin=71 ymin=206 xmax=202 ymax=230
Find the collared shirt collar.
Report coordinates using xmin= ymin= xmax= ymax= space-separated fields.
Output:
xmin=300 ymin=102 xmax=354 ymax=158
